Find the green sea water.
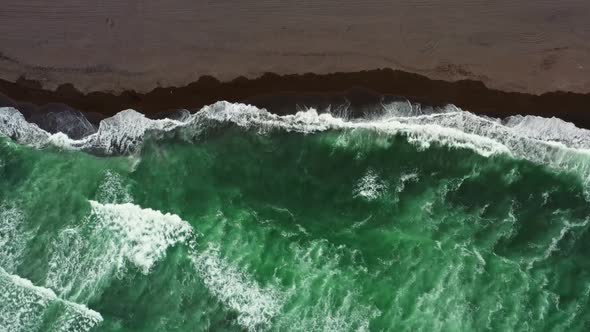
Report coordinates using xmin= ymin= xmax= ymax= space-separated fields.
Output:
xmin=1 ymin=122 xmax=590 ymax=331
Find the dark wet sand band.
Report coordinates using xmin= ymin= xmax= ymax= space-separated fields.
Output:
xmin=1 ymin=69 xmax=590 ymax=128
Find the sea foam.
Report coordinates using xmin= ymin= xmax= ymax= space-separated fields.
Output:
xmin=2 ymin=101 xmax=590 ymax=186
xmin=45 ymin=201 xmax=194 ymax=303
xmin=88 ymin=201 xmax=194 ymax=273
xmin=353 ymin=169 xmax=387 ymax=201
xmin=0 ymin=268 xmax=102 ymax=332
xmin=0 ymin=204 xmax=29 ymax=273
xmin=191 ymin=245 xmax=284 ymax=331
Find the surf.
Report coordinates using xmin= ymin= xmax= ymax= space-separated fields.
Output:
xmin=2 ymin=101 xmax=590 ymax=331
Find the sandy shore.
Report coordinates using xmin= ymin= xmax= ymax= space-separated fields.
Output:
xmin=1 ymin=1 xmax=590 ymax=94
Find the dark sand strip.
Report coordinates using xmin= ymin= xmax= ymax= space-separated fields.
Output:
xmin=1 ymin=69 xmax=590 ymax=128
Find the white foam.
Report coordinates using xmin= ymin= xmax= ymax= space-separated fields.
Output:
xmin=0 ymin=107 xmax=189 ymax=154
xmin=396 ymin=171 xmax=420 ymax=193
xmin=87 ymin=109 xmax=186 ymax=154
xmin=0 ymin=268 xmax=102 ymax=332
xmin=45 ymin=228 xmax=101 ymax=302
xmin=0 ymin=108 xmax=49 ymax=147
xmin=95 ymin=170 xmax=133 ymax=204
xmin=45 ymin=201 xmax=193 ymax=302
xmin=377 ymin=100 xmax=458 ymax=119
xmin=89 ymin=201 xmax=194 ymax=273
xmin=353 ymin=169 xmax=387 ymax=201
xmin=3 ymin=101 xmax=590 ymax=183
xmin=527 ymin=217 xmax=590 ymax=269
xmin=1 ymin=103 xmax=505 ymax=157
xmin=0 ymin=204 xmax=28 ymax=273
xmin=503 ymin=115 xmax=590 ymax=150
xmin=194 ymin=102 xmax=509 ymax=157
xmin=191 ymin=245 xmax=284 ymax=331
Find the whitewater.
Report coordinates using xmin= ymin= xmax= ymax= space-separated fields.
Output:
xmin=1 ymin=100 xmax=590 ymax=331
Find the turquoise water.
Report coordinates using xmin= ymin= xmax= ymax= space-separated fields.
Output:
xmin=1 ymin=104 xmax=590 ymax=331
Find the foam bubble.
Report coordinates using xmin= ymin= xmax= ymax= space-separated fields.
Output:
xmin=191 ymin=245 xmax=284 ymax=331
xmin=89 ymin=201 xmax=194 ymax=273
xmin=396 ymin=171 xmax=420 ymax=193
xmin=527 ymin=217 xmax=590 ymax=269
xmin=0 ymin=204 xmax=28 ymax=273
xmin=0 ymin=268 xmax=102 ymax=332
xmin=353 ymin=169 xmax=387 ymax=201
xmin=88 ymin=109 xmax=186 ymax=154
xmin=46 ymin=201 xmax=194 ymax=302
xmin=95 ymin=170 xmax=133 ymax=204
xmin=0 ymin=107 xmax=188 ymax=154
xmin=503 ymin=115 xmax=590 ymax=150
xmin=0 ymin=107 xmax=50 ymax=147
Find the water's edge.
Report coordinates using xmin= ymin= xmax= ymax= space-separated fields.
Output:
xmin=3 ymin=69 xmax=590 ymax=129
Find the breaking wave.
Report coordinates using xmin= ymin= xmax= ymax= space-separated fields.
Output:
xmin=4 ymin=100 xmax=590 ymax=205
xmin=2 ymin=100 xmax=590 ymax=169
xmin=0 ymin=268 xmax=102 ymax=332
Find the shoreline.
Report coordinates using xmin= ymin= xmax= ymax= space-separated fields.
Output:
xmin=2 ymin=68 xmax=590 ymax=128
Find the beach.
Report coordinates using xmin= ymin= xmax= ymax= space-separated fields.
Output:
xmin=1 ymin=0 xmax=590 ymax=94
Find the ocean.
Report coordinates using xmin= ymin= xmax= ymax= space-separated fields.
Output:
xmin=1 ymin=101 xmax=589 ymax=331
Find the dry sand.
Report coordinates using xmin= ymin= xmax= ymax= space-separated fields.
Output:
xmin=2 ymin=0 xmax=590 ymax=94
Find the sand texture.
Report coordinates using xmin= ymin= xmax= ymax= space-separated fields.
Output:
xmin=2 ymin=0 xmax=590 ymax=93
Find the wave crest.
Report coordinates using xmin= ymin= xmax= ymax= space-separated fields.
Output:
xmin=3 ymin=101 xmax=590 ymax=185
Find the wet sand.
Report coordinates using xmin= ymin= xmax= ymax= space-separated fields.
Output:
xmin=1 ymin=1 xmax=590 ymax=94
xmin=2 ymin=69 xmax=590 ymax=129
